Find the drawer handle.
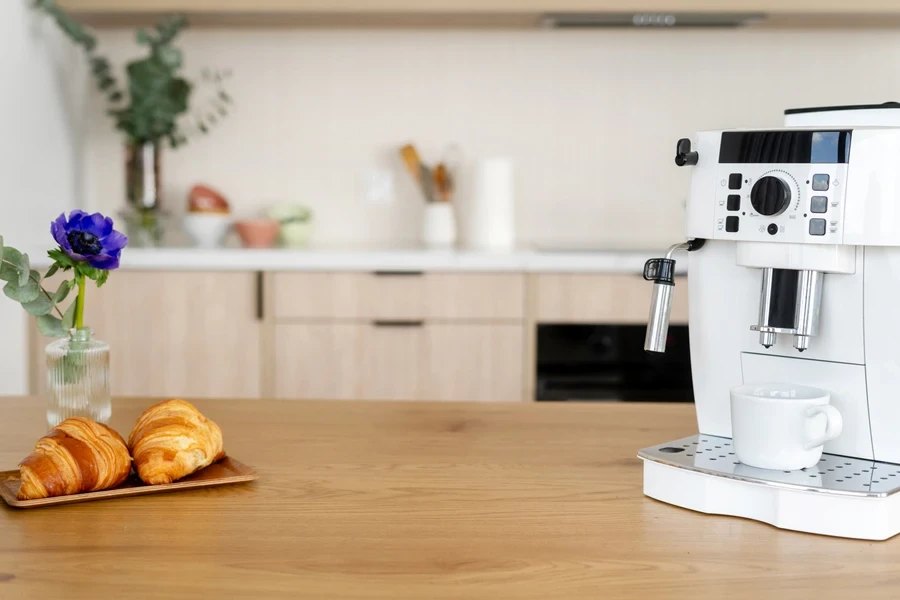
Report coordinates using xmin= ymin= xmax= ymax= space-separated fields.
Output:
xmin=372 ymin=271 xmax=424 ymax=277
xmin=256 ymin=271 xmax=264 ymax=321
xmin=372 ymin=320 xmax=424 ymax=328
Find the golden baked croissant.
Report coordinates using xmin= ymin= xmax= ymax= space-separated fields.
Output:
xmin=18 ymin=418 xmax=131 ymax=500
xmin=128 ymin=399 xmax=225 ymax=485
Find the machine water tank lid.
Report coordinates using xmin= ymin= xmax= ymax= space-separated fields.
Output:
xmin=784 ymin=102 xmax=900 ymax=115
xmin=784 ymin=102 xmax=900 ymax=127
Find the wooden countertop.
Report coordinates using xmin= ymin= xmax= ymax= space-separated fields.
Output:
xmin=0 ymin=397 xmax=897 ymax=599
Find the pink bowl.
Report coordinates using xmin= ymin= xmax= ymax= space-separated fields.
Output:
xmin=234 ymin=219 xmax=280 ymax=248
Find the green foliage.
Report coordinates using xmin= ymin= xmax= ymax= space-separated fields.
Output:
xmin=3 ymin=274 xmax=40 ymax=303
xmin=33 ymin=3 xmax=233 ymax=148
xmin=1 ymin=245 xmax=70 ymax=337
xmin=22 ymin=292 xmax=53 ymax=316
xmin=51 ymin=280 xmax=75 ymax=304
xmin=48 ymin=248 xmax=75 ymax=270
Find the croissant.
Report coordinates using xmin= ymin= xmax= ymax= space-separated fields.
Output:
xmin=18 ymin=418 xmax=131 ymax=500
xmin=128 ymin=399 xmax=225 ymax=485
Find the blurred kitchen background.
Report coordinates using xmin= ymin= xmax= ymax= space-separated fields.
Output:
xmin=4 ymin=1 xmax=900 ymax=401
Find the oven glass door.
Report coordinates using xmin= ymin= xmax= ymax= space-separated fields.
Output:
xmin=536 ymin=324 xmax=693 ymax=402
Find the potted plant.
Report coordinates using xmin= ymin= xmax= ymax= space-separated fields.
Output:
xmin=0 ymin=212 xmax=127 ymax=426
xmin=34 ymin=1 xmax=232 ymax=242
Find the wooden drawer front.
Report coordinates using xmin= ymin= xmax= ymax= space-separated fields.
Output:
xmin=534 ymin=274 xmax=689 ymax=324
xmin=273 ymin=272 xmax=525 ymax=321
xmin=274 ymin=323 xmax=423 ymax=401
xmin=422 ymin=324 xmax=524 ymax=402
xmin=273 ymin=272 xmax=424 ymax=321
xmin=274 ymin=322 xmax=524 ymax=402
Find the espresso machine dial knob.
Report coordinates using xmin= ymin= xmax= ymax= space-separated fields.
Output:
xmin=750 ymin=176 xmax=791 ymax=216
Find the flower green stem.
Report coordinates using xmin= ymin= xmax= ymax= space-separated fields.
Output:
xmin=75 ymin=273 xmax=85 ymax=330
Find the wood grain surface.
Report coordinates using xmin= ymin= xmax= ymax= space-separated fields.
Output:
xmin=0 ymin=397 xmax=897 ymax=599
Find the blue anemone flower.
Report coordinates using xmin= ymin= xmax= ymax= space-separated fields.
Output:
xmin=50 ymin=210 xmax=128 ymax=270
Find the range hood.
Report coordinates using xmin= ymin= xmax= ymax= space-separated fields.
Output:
xmin=541 ymin=12 xmax=766 ymax=28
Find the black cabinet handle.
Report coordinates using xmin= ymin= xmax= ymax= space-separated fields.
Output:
xmin=372 ymin=320 xmax=424 ymax=328
xmin=256 ymin=271 xmax=264 ymax=321
xmin=372 ymin=271 xmax=424 ymax=277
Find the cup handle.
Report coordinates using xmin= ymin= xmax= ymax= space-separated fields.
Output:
xmin=804 ymin=405 xmax=843 ymax=450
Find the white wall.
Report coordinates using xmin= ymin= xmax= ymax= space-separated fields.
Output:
xmin=83 ymin=27 xmax=900 ymax=248
xmin=0 ymin=3 xmax=84 ymax=395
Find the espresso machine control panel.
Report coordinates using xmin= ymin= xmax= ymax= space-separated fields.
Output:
xmin=710 ymin=130 xmax=850 ymax=244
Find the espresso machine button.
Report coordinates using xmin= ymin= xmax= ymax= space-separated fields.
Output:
xmin=810 ymin=196 xmax=828 ymax=213
xmin=728 ymin=173 xmax=743 ymax=189
xmin=812 ymin=173 xmax=830 ymax=191
xmin=727 ymin=194 xmax=741 ymax=211
xmin=750 ymin=176 xmax=791 ymax=216
xmin=809 ymin=218 xmax=827 ymax=236
xmin=725 ymin=216 xmax=740 ymax=232
xmin=767 ymin=223 xmax=778 ymax=235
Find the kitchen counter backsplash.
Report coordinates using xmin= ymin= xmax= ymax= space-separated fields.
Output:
xmin=75 ymin=29 xmax=900 ymax=248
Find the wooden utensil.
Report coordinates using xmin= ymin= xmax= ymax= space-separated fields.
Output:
xmin=433 ymin=163 xmax=453 ymax=203
xmin=400 ymin=144 xmax=436 ymax=202
xmin=400 ymin=144 xmax=422 ymax=181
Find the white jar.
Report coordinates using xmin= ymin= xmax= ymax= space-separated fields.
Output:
xmin=422 ymin=203 xmax=457 ymax=249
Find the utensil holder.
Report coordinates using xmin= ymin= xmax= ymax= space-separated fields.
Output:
xmin=422 ymin=203 xmax=457 ymax=249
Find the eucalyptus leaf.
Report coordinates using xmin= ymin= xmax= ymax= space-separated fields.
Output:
xmin=36 ymin=314 xmax=66 ymax=338
xmin=158 ymin=47 xmax=182 ymax=69
xmin=18 ymin=254 xmax=31 ymax=287
xmin=0 ymin=258 xmax=17 ymax=283
xmin=51 ymin=279 xmax=73 ymax=303
xmin=0 ymin=246 xmax=26 ymax=282
xmin=4 ymin=278 xmax=40 ymax=303
xmin=22 ymin=293 xmax=52 ymax=316
xmin=0 ymin=234 xmax=4 ymax=262
xmin=62 ymin=299 xmax=77 ymax=330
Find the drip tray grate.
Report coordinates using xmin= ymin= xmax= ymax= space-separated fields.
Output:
xmin=639 ymin=434 xmax=900 ymax=498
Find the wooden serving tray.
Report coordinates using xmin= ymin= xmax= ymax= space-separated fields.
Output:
xmin=0 ymin=457 xmax=257 ymax=508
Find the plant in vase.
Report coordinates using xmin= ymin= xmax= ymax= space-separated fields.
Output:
xmin=0 ymin=211 xmax=128 ymax=426
xmin=34 ymin=1 xmax=233 ymax=243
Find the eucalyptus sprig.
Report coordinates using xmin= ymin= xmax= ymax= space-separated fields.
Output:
xmin=33 ymin=1 xmax=232 ymax=148
xmin=0 ymin=236 xmax=76 ymax=337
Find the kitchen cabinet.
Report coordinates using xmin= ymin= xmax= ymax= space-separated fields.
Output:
xmin=272 ymin=272 xmax=525 ymax=321
xmin=58 ymin=0 xmax=900 ymax=28
xmin=274 ymin=322 xmax=424 ymax=401
xmin=31 ymin=271 xmax=263 ymax=399
xmin=272 ymin=271 xmax=526 ymax=401
xmin=26 ymin=267 xmax=683 ymax=403
xmin=534 ymin=273 xmax=689 ymax=324
xmin=422 ymin=323 xmax=523 ymax=402
xmin=274 ymin=322 xmax=523 ymax=401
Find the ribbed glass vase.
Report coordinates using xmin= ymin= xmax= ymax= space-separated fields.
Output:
xmin=45 ymin=328 xmax=111 ymax=428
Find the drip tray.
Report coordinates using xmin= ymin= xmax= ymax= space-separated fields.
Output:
xmin=639 ymin=434 xmax=900 ymax=498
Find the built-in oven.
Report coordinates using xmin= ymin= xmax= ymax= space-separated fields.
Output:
xmin=535 ymin=324 xmax=693 ymax=402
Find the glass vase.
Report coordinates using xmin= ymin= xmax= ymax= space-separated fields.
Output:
xmin=45 ymin=328 xmax=111 ymax=428
xmin=125 ymin=140 xmax=162 ymax=211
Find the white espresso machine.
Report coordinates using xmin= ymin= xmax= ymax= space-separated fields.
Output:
xmin=639 ymin=103 xmax=900 ymax=540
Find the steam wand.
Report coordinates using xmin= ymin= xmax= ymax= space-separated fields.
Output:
xmin=643 ymin=239 xmax=705 ymax=353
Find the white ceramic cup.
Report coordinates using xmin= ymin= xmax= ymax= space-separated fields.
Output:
xmin=730 ymin=383 xmax=843 ymax=470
